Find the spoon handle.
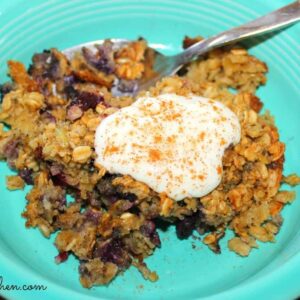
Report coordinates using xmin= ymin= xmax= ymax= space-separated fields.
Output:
xmin=176 ymin=1 xmax=300 ymax=65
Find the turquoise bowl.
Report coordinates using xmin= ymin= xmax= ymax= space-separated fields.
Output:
xmin=0 ymin=1 xmax=299 ymax=299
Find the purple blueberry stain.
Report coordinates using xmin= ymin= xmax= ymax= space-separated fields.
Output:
xmin=18 ymin=168 xmax=34 ymax=185
xmin=3 ymin=139 xmax=19 ymax=160
xmin=34 ymin=146 xmax=43 ymax=161
xmin=93 ymin=238 xmax=131 ymax=269
xmin=84 ymin=208 xmax=102 ymax=225
xmin=176 ymin=214 xmax=197 ymax=239
xmin=63 ymin=75 xmax=76 ymax=86
xmin=82 ymin=44 xmax=115 ymax=75
xmin=29 ymin=50 xmax=61 ymax=80
xmin=111 ymin=79 xmax=138 ymax=97
xmin=67 ymin=90 xmax=104 ymax=113
xmin=51 ymin=172 xmax=68 ymax=188
xmin=140 ymin=220 xmax=161 ymax=247
xmin=76 ymin=91 xmax=104 ymax=111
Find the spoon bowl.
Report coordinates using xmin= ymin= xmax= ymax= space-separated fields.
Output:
xmin=62 ymin=1 xmax=300 ymax=96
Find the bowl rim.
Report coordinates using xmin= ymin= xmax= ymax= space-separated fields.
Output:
xmin=0 ymin=1 xmax=299 ymax=299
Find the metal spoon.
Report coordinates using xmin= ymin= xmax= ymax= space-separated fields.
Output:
xmin=63 ymin=1 xmax=300 ymax=96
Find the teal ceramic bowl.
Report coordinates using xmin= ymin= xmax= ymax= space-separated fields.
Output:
xmin=0 ymin=1 xmax=300 ymax=299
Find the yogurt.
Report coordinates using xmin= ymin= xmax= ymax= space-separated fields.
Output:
xmin=95 ymin=93 xmax=241 ymax=201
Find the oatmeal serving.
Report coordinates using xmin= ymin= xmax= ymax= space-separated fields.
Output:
xmin=0 ymin=37 xmax=299 ymax=288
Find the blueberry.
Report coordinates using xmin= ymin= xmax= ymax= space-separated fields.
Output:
xmin=82 ymin=44 xmax=115 ymax=75
xmin=18 ymin=168 xmax=34 ymax=185
xmin=93 ymin=238 xmax=131 ymax=269
xmin=176 ymin=215 xmax=197 ymax=239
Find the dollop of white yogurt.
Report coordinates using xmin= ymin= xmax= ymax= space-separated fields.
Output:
xmin=95 ymin=93 xmax=240 ymax=201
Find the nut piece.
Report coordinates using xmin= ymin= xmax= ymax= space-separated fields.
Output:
xmin=203 ymin=234 xmax=216 ymax=245
xmin=228 ymin=237 xmax=251 ymax=256
xmin=160 ymin=194 xmax=174 ymax=217
xmin=79 ymin=258 xmax=118 ymax=288
xmin=72 ymin=146 xmax=92 ymax=163
xmin=230 ymin=48 xmax=248 ymax=56
xmin=282 ymin=173 xmax=300 ymax=186
xmin=6 ymin=175 xmax=25 ymax=190
xmin=67 ymin=105 xmax=83 ymax=121
xmin=23 ymin=92 xmax=44 ymax=110
xmin=1 ymin=94 xmax=12 ymax=111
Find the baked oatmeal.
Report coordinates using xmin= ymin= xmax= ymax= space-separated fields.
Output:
xmin=0 ymin=37 xmax=298 ymax=288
